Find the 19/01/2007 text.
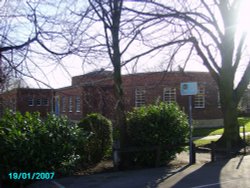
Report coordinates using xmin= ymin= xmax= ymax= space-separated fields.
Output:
xmin=8 ymin=172 xmax=55 ymax=180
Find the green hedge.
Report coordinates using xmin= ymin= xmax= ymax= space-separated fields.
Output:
xmin=0 ymin=111 xmax=86 ymax=176
xmin=127 ymin=102 xmax=189 ymax=166
xmin=78 ymin=113 xmax=113 ymax=164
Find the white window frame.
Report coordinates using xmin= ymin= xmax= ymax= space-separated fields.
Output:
xmin=163 ymin=87 xmax=176 ymax=103
xmin=75 ymin=96 xmax=81 ymax=112
xmin=135 ymin=88 xmax=146 ymax=107
xmin=68 ymin=96 xmax=73 ymax=112
xmin=194 ymin=86 xmax=205 ymax=108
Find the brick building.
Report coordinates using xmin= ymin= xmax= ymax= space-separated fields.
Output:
xmin=0 ymin=70 xmax=228 ymax=127
xmin=53 ymin=70 xmax=224 ymax=127
xmin=0 ymin=88 xmax=53 ymax=117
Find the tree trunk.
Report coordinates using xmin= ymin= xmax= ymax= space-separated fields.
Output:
xmin=217 ymin=101 xmax=242 ymax=149
xmin=113 ymin=65 xmax=128 ymax=148
xmin=111 ymin=0 xmax=129 ymax=169
xmin=113 ymin=63 xmax=129 ymax=169
xmin=216 ymin=81 xmax=244 ymax=151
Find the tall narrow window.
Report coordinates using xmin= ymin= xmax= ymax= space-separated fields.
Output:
xmin=217 ymin=92 xmax=221 ymax=108
xmin=163 ymin=87 xmax=176 ymax=103
xmin=245 ymin=92 xmax=250 ymax=112
xmin=28 ymin=97 xmax=34 ymax=106
xmin=75 ymin=96 xmax=81 ymax=112
xmin=68 ymin=96 xmax=73 ymax=112
xmin=12 ymin=98 xmax=16 ymax=112
xmin=135 ymin=88 xmax=146 ymax=107
xmin=62 ymin=97 xmax=66 ymax=112
xmin=42 ymin=98 xmax=49 ymax=106
xmin=55 ymin=96 xmax=60 ymax=116
xmin=36 ymin=99 xmax=41 ymax=106
xmin=194 ymin=86 xmax=205 ymax=108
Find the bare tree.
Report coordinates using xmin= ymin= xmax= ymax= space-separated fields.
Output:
xmin=0 ymin=0 xmax=91 ymax=89
xmin=130 ymin=0 xmax=250 ymax=150
xmin=73 ymin=0 xmax=196 ymax=167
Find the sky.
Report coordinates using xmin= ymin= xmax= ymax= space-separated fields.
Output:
xmin=25 ymin=48 xmax=209 ymax=89
xmin=22 ymin=1 xmax=209 ymax=89
xmin=3 ymin=0 xmax=250 ymax=89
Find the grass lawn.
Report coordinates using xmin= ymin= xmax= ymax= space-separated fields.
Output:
xmin=193 ymin=117 xmax=250 ymax=137
xmin=194 ymin=138 xmax=218 ymax=147
xmin=193 ymin=117 xmax=250 ymax=147
xmin=194 ymin=135 xmax=250 ymax=147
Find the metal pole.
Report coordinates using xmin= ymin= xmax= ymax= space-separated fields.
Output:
xmin=189 ymin=95 xmax=194 ymax=164
xmin=243 ymin=124 xmax=246 ymax=155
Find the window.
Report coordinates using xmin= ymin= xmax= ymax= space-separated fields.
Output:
xmin=42 ymin=98 xmax=49 ymax=106
xmin=11 ymin=98 xmax=16 ymax=112
xmin=135 ymin=88 xmax=146 ymax=107
xmin=246 ymin=93 xmax=250 ymax=112
xmin=28 ymin=97 xmax=34 ymax=106
xmin=55 ymin=96 xmax=60 ymax=116
xmin=75 ymin=96 xmax=81 ymax=112
xmin=36 ymin=99 xmax=41 ymax=106
xmin=240 ymin=91 xmax=250 ymax=112
xmin=163 ymin=87 xmax=176 ymax=103
xmin=217 ymin=92 xmax=221 ymax=108
xmin=62 ymin=97 xmax=66 ymax=112
xmin=194 ymin=86 xmax=205 ymax=108
xmin=68 ymin=96 xmax=73 ymax=112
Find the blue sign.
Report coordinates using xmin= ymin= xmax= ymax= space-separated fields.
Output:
xmin=55 ymin=96 xmax=60 ymax=116
xmin=180 ymin=82 xmax=198 ymax=96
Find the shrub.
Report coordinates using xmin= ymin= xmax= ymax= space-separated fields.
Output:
xmin=0 ymin=110 xmax=86 ymax=177
xmin=78 ymin=113 xmax=113 ymax=163
xmin=127 ymin=102 xmax=189 ymax=166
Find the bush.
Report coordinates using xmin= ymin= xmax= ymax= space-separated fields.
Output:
xmin=0 ymin=110 xmax=86 ymax=177
xmin=127 ymin=102 xmax=189 ymax=166
xmin=78 ymin=113 xmax=113 ymax=163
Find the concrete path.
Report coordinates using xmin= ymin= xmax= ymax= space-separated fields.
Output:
xmin=29 ymin=153 xmax=250 ymax=188
xmin=159 ymin=155 xmax=250 ymax=188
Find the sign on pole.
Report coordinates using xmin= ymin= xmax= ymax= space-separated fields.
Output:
xmin=180 ymin=82 xmax=198 ymax=96
xmin=180 ymin=82 xmax=198 ymax=164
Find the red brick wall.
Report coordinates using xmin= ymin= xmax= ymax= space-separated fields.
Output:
xmin=16 ymin=89 xmax=53 ymax=117
xmin=55 ymin=87 xmax=84 ymax=120
xmin=55 ymin=85 xmax=115 ymax=121
xmin=0 ymin=71 xmax=222 ymax=121
xmin=72 ymin=71 xmax=113 ymax=86
xmin=122 ymin=72 xmax=222 ymax=120
xmin=0 ymin=88 xmax=53 ymax=117
xmin=0 ymin=89 xmax=17 ymax=115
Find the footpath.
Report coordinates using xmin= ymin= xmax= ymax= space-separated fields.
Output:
xmin=29 ymin=133 xmax=250 ymax=188
xmin=29 ymin=150 xmax=250 ymax=188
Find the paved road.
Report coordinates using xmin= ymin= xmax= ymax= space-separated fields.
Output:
xmin=29 ymin=154 xmax=250 ymax=188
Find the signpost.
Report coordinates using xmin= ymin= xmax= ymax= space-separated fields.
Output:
xmin=180 ymin=82 xmax=198 ymax=164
